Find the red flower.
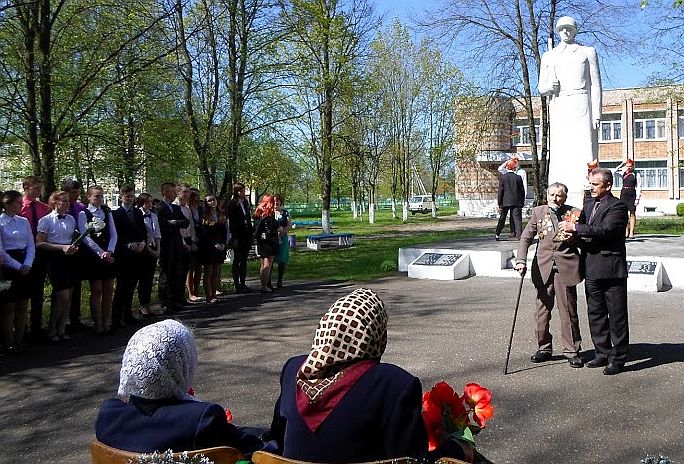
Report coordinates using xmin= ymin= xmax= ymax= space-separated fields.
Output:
xmin=187 ymin=386 xmax=195 ymax=397
xmin=422 ymin=394 xmax=445 ymax=452
xmin=422 ymin=382 xmax=470 ymax=450
xmin=225 ymin=408 xmax=233 ymax=423
xmin=463 ymin=383 xmax=494 ymax=428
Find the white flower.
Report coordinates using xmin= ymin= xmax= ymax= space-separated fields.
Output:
xmin=88 ymin=217 xmax=106 ymax=234
xmin=128 ymin=449 xmax=214 ymax=464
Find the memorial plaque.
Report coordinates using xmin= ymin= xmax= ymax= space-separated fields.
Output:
xmin=413 ymin=253 xmax=462 ymax=266
xmin=627 ymin=260 xmax=657 ymax=275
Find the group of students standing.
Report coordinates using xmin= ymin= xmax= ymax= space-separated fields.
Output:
xmin=0 ymin=177 xmax=292 ymax=354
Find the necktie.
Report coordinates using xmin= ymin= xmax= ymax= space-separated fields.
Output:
xmin=549 ymin=207 xmax=559 ymax=229
xmin=590 ymin=200 xmax=601 ymax=221
xmin=143 ymin=213 xmax=151 ymax=218
xmin=30 ymin=201 xmax=38 ymax=237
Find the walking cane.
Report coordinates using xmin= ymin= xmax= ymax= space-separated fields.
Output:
xmin=503 ymin=268 xmax=526 ymax=375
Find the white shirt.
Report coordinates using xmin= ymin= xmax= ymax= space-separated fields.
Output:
xmin=173 ymin=200 xmax=197 ymax=243
xmin=0 ymin=213 xmax=35 ymax=270
xmin=78 ymin=205 xmax=118 ymax=256
xmin=37 ymin=211 xmax=77 ymax=245
xmin=140 ymin=208 xmax=161 ymax=247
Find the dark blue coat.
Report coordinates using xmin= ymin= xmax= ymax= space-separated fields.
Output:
xmin=267 ymin=355 xmax=428 ymax=463
xmin=96 ymin=397 xmax=263 ymax=454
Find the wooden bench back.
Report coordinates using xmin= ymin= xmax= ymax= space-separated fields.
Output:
xmin=251 ymin=451 xmax=470 ymax=464
xmin=90 ymin=440 xmax=243 ymax=464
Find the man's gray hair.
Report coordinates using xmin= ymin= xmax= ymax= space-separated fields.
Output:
xmin=548 ymin=182 xmax=568 ymax=195
xmin=590 ymin=168 xmax=613 ymax=186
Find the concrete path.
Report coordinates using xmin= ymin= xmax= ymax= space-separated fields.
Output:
xmin=1 ymin=274 xmax=682 ymax=464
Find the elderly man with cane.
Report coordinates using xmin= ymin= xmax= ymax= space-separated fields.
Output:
xmin=514 ymin=182 xmax=584 ymax=368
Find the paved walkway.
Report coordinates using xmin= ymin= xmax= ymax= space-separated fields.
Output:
xmin=1 ymin=273 xmax=682 ymax=464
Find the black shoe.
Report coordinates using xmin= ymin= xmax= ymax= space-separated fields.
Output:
xmin=568 ymin=356 xmax=584 ymax=368
xmin=69 ymin=320 xmax=88 ymax=331
xmin=241 ymin=285 xmax=251 ymax=293
xmin=586 ymin=356 xmax=608 ymax=368
xmin=160 ymin=305 xmax=176 ymax=315
xmin=495 ymin=234 xmax=500 ymax=241
xmin=603 ymin=363 xmax=624 ymax=375
xmin=530 ymin=350 xmax=552 ymax=363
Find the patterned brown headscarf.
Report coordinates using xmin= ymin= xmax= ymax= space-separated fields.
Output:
xmin=297 ymin=288 xmax=388 ymax=403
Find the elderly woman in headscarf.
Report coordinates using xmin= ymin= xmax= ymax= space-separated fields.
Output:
xmin=96 ymin=319 xmax=264 ymax=454
xmin=266 ymin=288 xmax=476 ymax=463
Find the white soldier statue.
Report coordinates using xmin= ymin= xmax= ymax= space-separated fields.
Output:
xmin=538 ymin=16 xmax=602 ymax=208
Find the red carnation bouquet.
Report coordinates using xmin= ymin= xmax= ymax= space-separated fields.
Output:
xmin=422 ymin=381 xmax=494 ymax=452
xmin=554 ymin=208 xmax=581 ymax=241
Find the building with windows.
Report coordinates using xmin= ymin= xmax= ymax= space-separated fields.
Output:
xmin=456 ymin=86 xmax=684 ymax=216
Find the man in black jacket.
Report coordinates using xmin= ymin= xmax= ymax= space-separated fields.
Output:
xmin=560 ymin=168 xmax=629 ymax=375
xmin=112 ymin=186 xmax=147 ymax=326
xmin=495 ymin=158 xmax=525 ymax=240
xmin=226 ymin=182 xmax=253 ymax=293
xmin=156 ymin=182 xmax=190 ymax=312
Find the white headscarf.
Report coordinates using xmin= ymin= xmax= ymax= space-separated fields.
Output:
xmin=118 ymin=319 xmax=197 ymax=401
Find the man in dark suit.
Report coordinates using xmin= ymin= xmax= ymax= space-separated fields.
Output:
xmin=156 ymin=182 xmax=190 ymax=312
xmin=515 ymin=182 xmax=584 ymax=368
xmin=226 ymin=182 xmax=253 ymax=293
xmin=112 ymin=186 xmax=147 ymax=326
xmin=560 ymin=168 xmax=629 ymax=375
xmin=495 ymin=158 xmax=525 ymax=240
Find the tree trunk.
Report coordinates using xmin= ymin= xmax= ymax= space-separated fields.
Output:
xmin=37 ymin=0 xmax=56 ymax=195
xmin=18 ymin=2 xmax=40 ymax=178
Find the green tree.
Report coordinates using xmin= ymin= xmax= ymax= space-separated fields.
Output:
xmin=278 ymin=0 xmax=376 ymax=233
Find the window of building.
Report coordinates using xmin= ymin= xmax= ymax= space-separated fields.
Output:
xmin=601 ymin=160 xmax=667 ymax=190
xmin=634 ymin=111 xmax=667 ymax=141
xmin=512 ymin=119 xmax=540 ymax=146
xmin=599 ymin=114 xmax=621 ymax=142
xmin=678 ymin=111 xmax=684 ymax=138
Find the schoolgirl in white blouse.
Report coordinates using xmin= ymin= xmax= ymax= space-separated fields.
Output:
xmin=0 ymin=190 xmax=35 ymax=353
xmin=36 ymin=191 xmax=80 ymax=341
xmin=78 ymin=185 xmax=118 ymax=335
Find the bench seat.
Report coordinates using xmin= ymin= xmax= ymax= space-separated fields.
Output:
xmin=306 ymin=233 xmax=353 ymax=250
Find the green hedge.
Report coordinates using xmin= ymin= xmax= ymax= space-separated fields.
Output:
xmin=677 ymin=203 xmax=684 ymax=217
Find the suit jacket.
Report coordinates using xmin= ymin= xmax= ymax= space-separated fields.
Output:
xmin=498 ymin=171 xmax=525 ymax=207
xmin=112 ymin=206 xmax=147 ymax=259
xmin=155 ymin=201 xmax=190 ymax=249
xmin=517 ymin=204 xmax=583 ymax=287
xmin=226 ymin=198 xmax=253 ymax=246
xmin=96 ymin=397 xmax=263 ymax=454
xmin=268 ymin=355 xmax=429 ymax=464
xmin=575 ymin=193 xmax=628 ymax=280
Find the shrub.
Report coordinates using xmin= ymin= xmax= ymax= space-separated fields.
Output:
xmin=677 ymin=203 xmax=684 ymax=216
xmin=379 ymin=260 xmax=397 ymax=272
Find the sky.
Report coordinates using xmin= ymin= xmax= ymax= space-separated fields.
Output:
xmin=373 ymin=0 xmax=665 ymax=90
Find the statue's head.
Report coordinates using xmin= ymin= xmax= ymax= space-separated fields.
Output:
xmin=555 ymin=16 xmax=578 ymax=42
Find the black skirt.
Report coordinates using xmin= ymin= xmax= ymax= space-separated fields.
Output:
xmin=257 ymin=240 xmax=278 ymax=258
xmin=44 ymin=247 xmax=79 ymax=291
xmin=80 ymin=247 xmax=117 ymax=281
xmin=620 ymin=189 xmax=637 ymax=213
xmin=2 ymin=249 xmax=32 ymax=301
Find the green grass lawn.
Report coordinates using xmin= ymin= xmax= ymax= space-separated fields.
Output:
xmin=635 ymin=216 xmax=684 ymax=234
xmin=271 ymin=228 xmax=489 ymax=282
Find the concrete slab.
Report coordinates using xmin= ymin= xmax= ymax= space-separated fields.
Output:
xmin=401 ymin=234 xmax=684 ymax=291
xmin=407 ymin=252 xmax=470 ymax=280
